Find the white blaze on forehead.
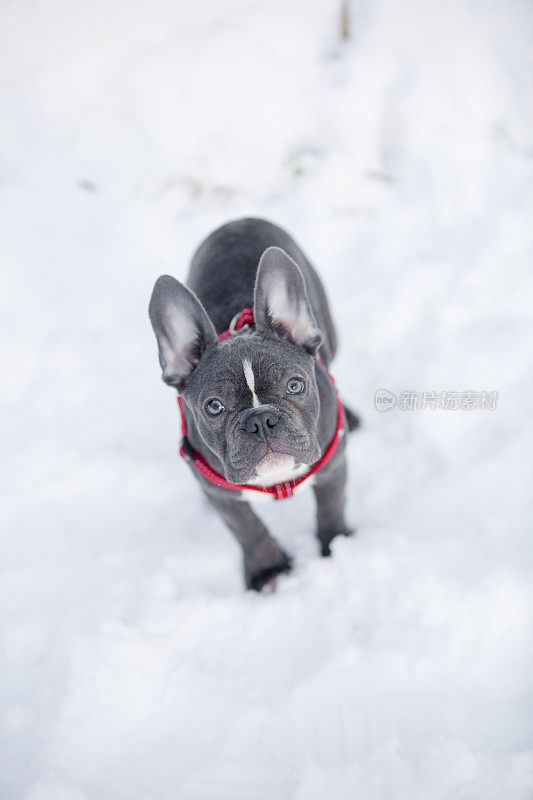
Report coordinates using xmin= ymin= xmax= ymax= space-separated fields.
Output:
xmin=242 ymin=359 xmax=260 ymax=407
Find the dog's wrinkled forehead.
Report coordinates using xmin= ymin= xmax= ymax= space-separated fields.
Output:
xmin=185 ymin=333 xmax=314 ymax=404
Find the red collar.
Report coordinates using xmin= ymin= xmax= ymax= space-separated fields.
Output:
xmin=177 ymin=307 xmax=344 ymax=500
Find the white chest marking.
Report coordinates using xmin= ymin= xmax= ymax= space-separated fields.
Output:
xmin=242 ymin=359 xmax=260 ymax=408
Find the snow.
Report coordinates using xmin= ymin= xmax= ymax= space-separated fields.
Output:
xmin=1 ymin=0 xmax=533 ymax=797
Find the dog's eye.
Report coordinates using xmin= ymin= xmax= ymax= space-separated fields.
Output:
xmin=206 ymin=398 xmax=225 ymax=416
xmin=287 ymin=378 xmax=305 ymax=395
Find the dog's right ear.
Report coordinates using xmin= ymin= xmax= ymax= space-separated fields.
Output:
xmin=149 ymin=276 xmax=218 ymax=390
xmin=254 ymin=247 xmax=322 ymax=356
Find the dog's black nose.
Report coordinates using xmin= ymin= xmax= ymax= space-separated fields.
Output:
xmin=245 ymin=408 xmax=279 ymax=436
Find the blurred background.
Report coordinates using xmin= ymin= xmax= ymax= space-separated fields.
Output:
xmin=1 ymin=1 xmax=532 ymax=798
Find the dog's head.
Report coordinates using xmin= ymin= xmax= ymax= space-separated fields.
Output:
xmin=149 ymin=247 xmax=323 ymax=485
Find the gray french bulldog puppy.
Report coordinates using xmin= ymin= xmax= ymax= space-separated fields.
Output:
xmin=149 ymin=218 xmax=359 ymax=591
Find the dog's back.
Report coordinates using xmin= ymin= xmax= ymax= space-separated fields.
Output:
xmin=187 ymin=218 xmax=338 ymax=365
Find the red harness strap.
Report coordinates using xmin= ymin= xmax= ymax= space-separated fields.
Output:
xmin=177 ymin=307 xmax=345 ymax=500
xmin=217 ymin=306 xmax=254 ymax=340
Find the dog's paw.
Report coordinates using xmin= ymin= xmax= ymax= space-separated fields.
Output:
xmin=317 ymin=524 xmax=355 ymax=557
xmin=244 ymin=538 xmax=293 ymax=592
xmin=247 ymin=556 xmax=293 ymax=592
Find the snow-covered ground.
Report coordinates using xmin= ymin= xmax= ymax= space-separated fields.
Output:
xmin=1 ymin=0 xmax=533 ymax=797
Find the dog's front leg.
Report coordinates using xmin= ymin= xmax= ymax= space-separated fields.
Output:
xmin=313 ymin=450 xmax=353 ymax=557
xmin=203 ymin=487 xmax=292 ymax=591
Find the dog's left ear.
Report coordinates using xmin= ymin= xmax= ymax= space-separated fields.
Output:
xmin=254 ymin=246 xmax=322 ymax=356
